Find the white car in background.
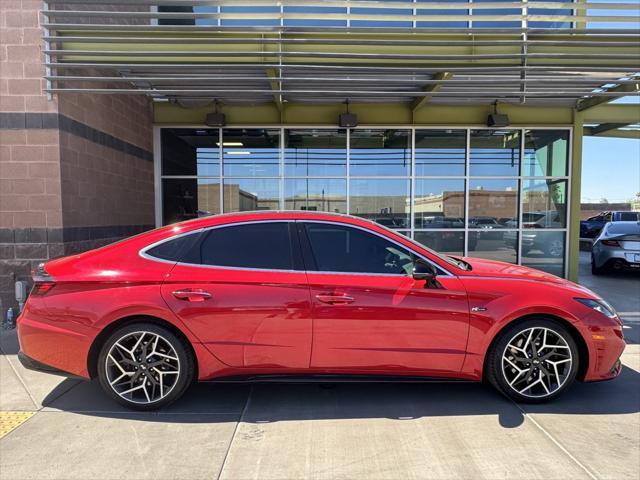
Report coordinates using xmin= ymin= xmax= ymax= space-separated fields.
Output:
xmin=504 ymin=211 xmax=565 ymax=258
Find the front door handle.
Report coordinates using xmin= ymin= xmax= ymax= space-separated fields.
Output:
xmin=315 ymin=293 xmax=355 ymax=305
xmin=172 ymin=289 xmax=212 ymax=302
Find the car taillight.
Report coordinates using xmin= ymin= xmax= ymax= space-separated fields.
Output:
xmin=602 ymin=240 xmax=620 ymax=247
xmin=31 ymin=282 xmax=55 ymax=296
xmin=31 ymin=262 xmax=56 ymax=296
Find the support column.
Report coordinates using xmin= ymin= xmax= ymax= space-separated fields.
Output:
xmin=568 ymin=110 xmax=584 ymax=282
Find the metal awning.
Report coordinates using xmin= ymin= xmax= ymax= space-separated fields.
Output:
xmin=43 ymin=0 xmax=640 ymax=110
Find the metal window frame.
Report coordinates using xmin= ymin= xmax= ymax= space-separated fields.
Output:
xmin=154 ymin=124 xmax=572 ymax=276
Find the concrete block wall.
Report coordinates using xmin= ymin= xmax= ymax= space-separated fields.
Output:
xmin=0 ymin=1 xmax=155 ymax=313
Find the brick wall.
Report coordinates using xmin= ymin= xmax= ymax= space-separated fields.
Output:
xmin=0 ymin=1 xmax=155 ymax=314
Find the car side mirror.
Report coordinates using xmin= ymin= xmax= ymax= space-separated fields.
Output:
xmin=412 ymin=259 xmax=438 ymax=287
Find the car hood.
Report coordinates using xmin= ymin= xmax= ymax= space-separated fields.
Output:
xmin=458 ymin=257 xmax=574 ymax=285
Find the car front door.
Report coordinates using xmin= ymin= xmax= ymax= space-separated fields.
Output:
xmin=161 ymin=221 xmax=312 ymax=369
xmin=298 ymin=221 xmax=470 ymax=374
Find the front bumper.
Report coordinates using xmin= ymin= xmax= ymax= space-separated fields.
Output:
xmin=582 ymin=320 xmax=626 ymax=382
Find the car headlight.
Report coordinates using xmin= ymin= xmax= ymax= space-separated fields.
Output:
xmin=575 ymin=298 xmax=619 ymax=319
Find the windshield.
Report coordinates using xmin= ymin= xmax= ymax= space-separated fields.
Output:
xmin=522 ymin=213 xmax=545 ymax=222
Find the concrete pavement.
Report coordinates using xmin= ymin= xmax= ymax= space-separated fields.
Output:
xmin=1 ymin=256 xmax=638 ymax=480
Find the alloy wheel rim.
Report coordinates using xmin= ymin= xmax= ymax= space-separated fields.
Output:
xmin=501 ymin=327 xmax=572 ymax=398
xmin=105 ymin=331 xmax=181 ymax=404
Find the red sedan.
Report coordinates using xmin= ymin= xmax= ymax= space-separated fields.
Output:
xmin=17 ymin=211 xmax=625 ymax=410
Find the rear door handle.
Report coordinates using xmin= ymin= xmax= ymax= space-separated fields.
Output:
xmin=172 ymin=289 xmax=212 ymax=302
xmin=315 ymin=293 xmax=355 ymax=305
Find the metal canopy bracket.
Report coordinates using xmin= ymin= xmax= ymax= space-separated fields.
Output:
xmin=411 ymin=72 xmax=453 ymax=112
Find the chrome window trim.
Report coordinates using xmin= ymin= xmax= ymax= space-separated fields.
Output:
xmin=139 ymin=217 xmax=454 ymax=277
xmin=142 ymin=219 xmax=300 ymax=272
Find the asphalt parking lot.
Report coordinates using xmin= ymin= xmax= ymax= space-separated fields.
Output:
xmin=1 ymin=252 xmax=638 ymax=480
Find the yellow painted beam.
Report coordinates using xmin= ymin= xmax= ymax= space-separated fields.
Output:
xmin=154 ymin=100 xmax=575 ymax=125
xmin=411 ymin=72 xmax=453 ymax=113
xmin=266 ymin=68 xmax=283 ymax=113
xmin=583 ymin=104 xmax=640 ymax=124
xmin=568 ymin=110 xmax=584 ymax=282
xmin=585 ymin=129 xmax=640 ymax=139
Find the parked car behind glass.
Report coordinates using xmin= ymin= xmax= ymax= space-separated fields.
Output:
xmin=581 ymin=211 xmax=640 ymax=239
xmin=591 ymin=221 xmax=640 ymax=274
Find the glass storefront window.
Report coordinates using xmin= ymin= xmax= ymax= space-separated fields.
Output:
xmin=468 ymin=231 xmax=518 ymax=264
xmin=470 ymin=130 xmax=520 ymax=176
xmin=222 ymin=129 xmax=280 ymax=177
xmin=350 ymin=129 xmax=411 ymax=177
xmin=522 ymin=179 xmax=567 ymax=228
xmin=284 ymin=129 xmax=346 ymax=176
xmin=285 ymin=178 xmax=347 ymax=213
xmin=350 ymin=178 xmax=410 ymax=229
xmin=415 ymin=129 xmax=466 ymax=176
xmin=414 ymin=179 xmax=465 ymax=229
xmin=223 ymin=178 xmax=279 ymax=212
xmin=521 ymin=231 xmax=566 ymax=277
xmin=162 ymin=178 xmax=220 ymax=225
xmin=523 ymin=130 xmax=569 ymax=177
xmin=468 ymin=179 xmax=519 ymax=228
xmin=161 ymin=129 xmax=219 ymax=177
xmin=414 ymin=231 xmax=465 ymax=256
xmin=159 ymin=127 xmax=571 ymax=277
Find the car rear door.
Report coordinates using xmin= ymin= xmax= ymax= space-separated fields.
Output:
xmin=160 ymin=221 xmax=312 ymax=369
xmin=298 ymin=221 xmax=470 ymax=374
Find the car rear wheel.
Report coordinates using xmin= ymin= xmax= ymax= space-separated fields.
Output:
xmin=97 ymin=322 xmax=195 ymax=410
xmin=486 ymin=318 xmax=579 ymax=403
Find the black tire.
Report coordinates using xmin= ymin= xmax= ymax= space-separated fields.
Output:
xmin=591 ymin=255 xmax=606 ymax=275
xmin=486 ymin=318 xmax=579 ymax=403
xmin=97 ymin=322 xmax=195 ymax=411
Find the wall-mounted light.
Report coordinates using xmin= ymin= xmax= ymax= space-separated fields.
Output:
xmin=487 ymin=100 xmax=510 ymax=127
xmin=206 ymin=99 xmax=226 ymax=127
xmin=338 ymin=99 xmax=358 ymax=128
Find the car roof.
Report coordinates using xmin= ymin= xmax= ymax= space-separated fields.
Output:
xmin=603 ymin=221 xmax=640 ymax=234
xmin=173 ymin=210 xmax=383 ymax=230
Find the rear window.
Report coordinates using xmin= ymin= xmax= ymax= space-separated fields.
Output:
xmin=607 ymin=223 xmax=640 ymax=235
xmin=145 ymin=232 xmax=201 ymax=262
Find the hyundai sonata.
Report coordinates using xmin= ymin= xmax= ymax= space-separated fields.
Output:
xmin=17 ymin=211 xmax=625 ymax=410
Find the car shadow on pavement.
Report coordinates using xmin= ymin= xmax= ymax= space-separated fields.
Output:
xmin=40 ymin=364 xmax=640 ymax=429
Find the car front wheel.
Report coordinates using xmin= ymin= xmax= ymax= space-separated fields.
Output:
xmin=486 ymin=319 xmax=579 ymax=403
xmin=97 ymin=322 xmax=195 ymax=410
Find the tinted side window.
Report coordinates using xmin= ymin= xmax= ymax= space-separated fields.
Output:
xmin=200 ymin=222 xmax=293 ymax=270
xmin=619 ymin=212 xmax=639 ymax=221
xmin=303 ymin=223 xmax=414 ymax=275
xmin=145 ymin=232 xmax=201 ymax=261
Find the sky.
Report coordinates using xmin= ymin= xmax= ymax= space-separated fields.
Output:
xmin=582 ymin=136 xmax=640 ymax=203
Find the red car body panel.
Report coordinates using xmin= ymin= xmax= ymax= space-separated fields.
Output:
xmin=308 ymin=273 xmax=469 ymax=374
xmin=161 ymin=265 xmax=312 ymax=369
xmin=17 ymin=211 xmax=625 ymax=384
